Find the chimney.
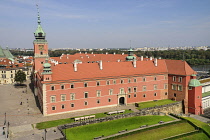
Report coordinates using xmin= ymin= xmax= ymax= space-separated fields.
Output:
xmin=146 ymin=56 xmax=148 ymax=58
xmin=79 ymin=52 xmax=81 ymax=54
xmin=122 ymin=53 xmax=124 ymax=55
xmin=159 ymin=57 xmax=161 ymax=59
xmin=141 ymin=56 xmax=143 ymax=61
xmin=106 ymin=52 xmax=108 ymax=55
xmin=99 ymin=60 xmax=103 ymax=70
xmin=113 ymin=52 xmax=116 ymax=55
xmin=91 ymin=52 xmax=93 ymax=54
xmin=150 ymin=56 xmax=152 ymax=60
xmin=133 ymin=59 xmax=137 ymax=68
xmin=85 ymin=52 xmax=87 ymax=54
xmin=154 ymin=58 xmax=157 ymax=67
xmin=74 ymin=62 xmax=77 ymax=72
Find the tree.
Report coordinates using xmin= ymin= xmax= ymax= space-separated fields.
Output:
xmin=14 ymin=70 xmax=26 ymax=85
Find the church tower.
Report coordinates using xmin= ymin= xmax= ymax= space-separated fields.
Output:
xmin=33 ymin=5 xmax=49 ymax=72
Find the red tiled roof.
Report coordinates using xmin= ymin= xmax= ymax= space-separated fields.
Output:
xmin=50 ymin=53 xmax=129 ymax=64
xmin=50 ymin=59 xmax=168 ymax=82
xmin=165 ymin=59 xmax=196 ymax=75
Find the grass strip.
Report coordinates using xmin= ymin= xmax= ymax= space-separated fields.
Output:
xmin=113 ymin=122 xmax=195 ymax=140
xmin=137 ymin=99 xmax=177 ymax=110
xmin=36 ymin=109 xmax=133 ymax=129
xmin=65 ymin=115 xmax=175 ymax=140
xmin=177 ymin=132 xmax=210 ymax=140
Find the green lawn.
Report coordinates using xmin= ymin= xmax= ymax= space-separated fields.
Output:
xmin=116 ymin=122 xmax=195 ymax=140
xmin=177 ymin=132 xmax=209 ymax=140
xmin=137 ymin=99 xmax=177 ymax=110
xmin=182 ymin=117 xmax=210 ymax=135
xmin=36 ymin=109 xmax=133 ymax=129
xmin=202 ymin=91 xmax=210 ymax=97
xmin=65 ymin=115 xmax=175 ymax=140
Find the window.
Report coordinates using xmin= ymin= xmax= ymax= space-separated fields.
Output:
xmin=113 ymin=80 xmax=116 ymax=84
xmin=70 ymin=84 xmax=74 ymax=88
xmin=173 ymin=76 xmax=176 ymax=82
xmin=40 ymin=51 xmax=43 ymax=55
xmin=189 ymin=86 xmax=192 ymax=90
xmin=128 ymin=87 xmax=131 ymax=93
xmin=41 ymin=62 xmax=43 ymax=64
xmin=154 ymin=85 xmax=157 ymax=90
xmin=71 ymin=103 xmax=74 ymax=107
xmin=164 ymin=84 xmax=168 ymax=89
xmin=109 ymin=89 xmax=113 ymax=95
xmin=84 ymin=82 xmax=88 ymax=87
xmin=154 ymin=76 xmax=157 ymax=81
xmin=11 ymin=74 xmax=13 ymax=78
xmin=164 ymin=75 xmax=167 ymax=80
xmin=134 ymin=78 xmax=137 ymax=82
xmin=52 ymin=106 xmax=56 ymax=110
xmin=178 ymin=85 xmax=183 ymax=91
xmin=61 ymin=85 xmax=64 ymax=89
xmin=142 ymin=86 xmax=146 ymax=91
xmin=61 ymin=104 xmax=65 ymax=109
xmin=174 ymin=93 xmax=176 ymax=97
xmin=96 ymin=90 xmax=101 ymax=97
xmin=108 ymin=98 xmax=111 ymax=102
xmin=172 ymin=84 xmax=176 ymax=90
xmin=178 ymin=77 xmax=182 ymax=83
xmin=70 ymin=93 xmax=75 ymax=100
xmin=51 ymin=86 xmax=55 ymax=90
xmin=2 ymin=74 xmax=6 ymax=78
xmin=84 ymin=92 xmax=88 ymax=98
xmin=133 ymin=87 xmax=137 ymax=92
xmin=143 ymin=77 xmax=146 ymax=82
xmin=143 ymin=94 xmax=146 ymax=97
xmin=50 ymin=96 xmax=56 ymax=103
xmin=154 ymin=93 xmax=157 ymax=96
xmin=120 ymin=88 xmax=124 ymax=94
xmin=11 ymin=71 xmax=12 ymax=73
xmin=165 ymin=92 xmax=168 ymax=95
xmin=84 ymin=101 xmax=88 ymax=105
xmin=120 ymin=80 xmax=124 ymax=84
xmin=61 ymin=95 xmax=66 ymax=101
xmin=96 ymin=81 xmax=100 ymax=86
xmin=128 ymin=79 xmax=131 ymax=83
xmin=134 ymin=94 xmax=137 ymax=97
xmin=97 ymin=100 xmax=100 ymax=104
xmin=128 ymin=95 xmax=131 ymax=98
xmin=106 ymin=80 xmax=110 ymax=85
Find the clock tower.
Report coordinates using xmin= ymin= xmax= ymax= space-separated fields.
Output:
xmin=33 ymin=6 xmax=49 ymax=71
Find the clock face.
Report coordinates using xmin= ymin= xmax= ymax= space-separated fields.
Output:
xmin=39 ymin=45 xmax=44 ymax=50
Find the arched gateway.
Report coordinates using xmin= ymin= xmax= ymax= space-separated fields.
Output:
xmin=119 ymin=97 xmax=125 ymax=105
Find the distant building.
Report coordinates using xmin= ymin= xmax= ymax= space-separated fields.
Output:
xmin=33 ymin=8 xmax=203 ymax=116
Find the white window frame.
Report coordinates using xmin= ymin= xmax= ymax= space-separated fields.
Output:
xmin=97 ymin=90 xmax=101 ymax=97
xmin=61 ymin=94 xmax=66 ymax=101
xmin=50 ymin=96 xmax=56 ymax=103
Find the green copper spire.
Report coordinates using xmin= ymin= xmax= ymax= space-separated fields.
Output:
xmin=34 ymin=4 xmax=46 ymax=40
xmin=126 ymin=45 xmax=136 ymax=61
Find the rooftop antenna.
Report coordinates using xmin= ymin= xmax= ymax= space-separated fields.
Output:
xmin=130 ymin=40 xmax=132 ymax=49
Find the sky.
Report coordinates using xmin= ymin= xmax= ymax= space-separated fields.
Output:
xmin=0 ymin=0 xmax=210 ymax=49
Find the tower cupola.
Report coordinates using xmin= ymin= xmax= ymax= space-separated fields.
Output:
xmin=34 ymin=5 xmax=46 ymax=40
